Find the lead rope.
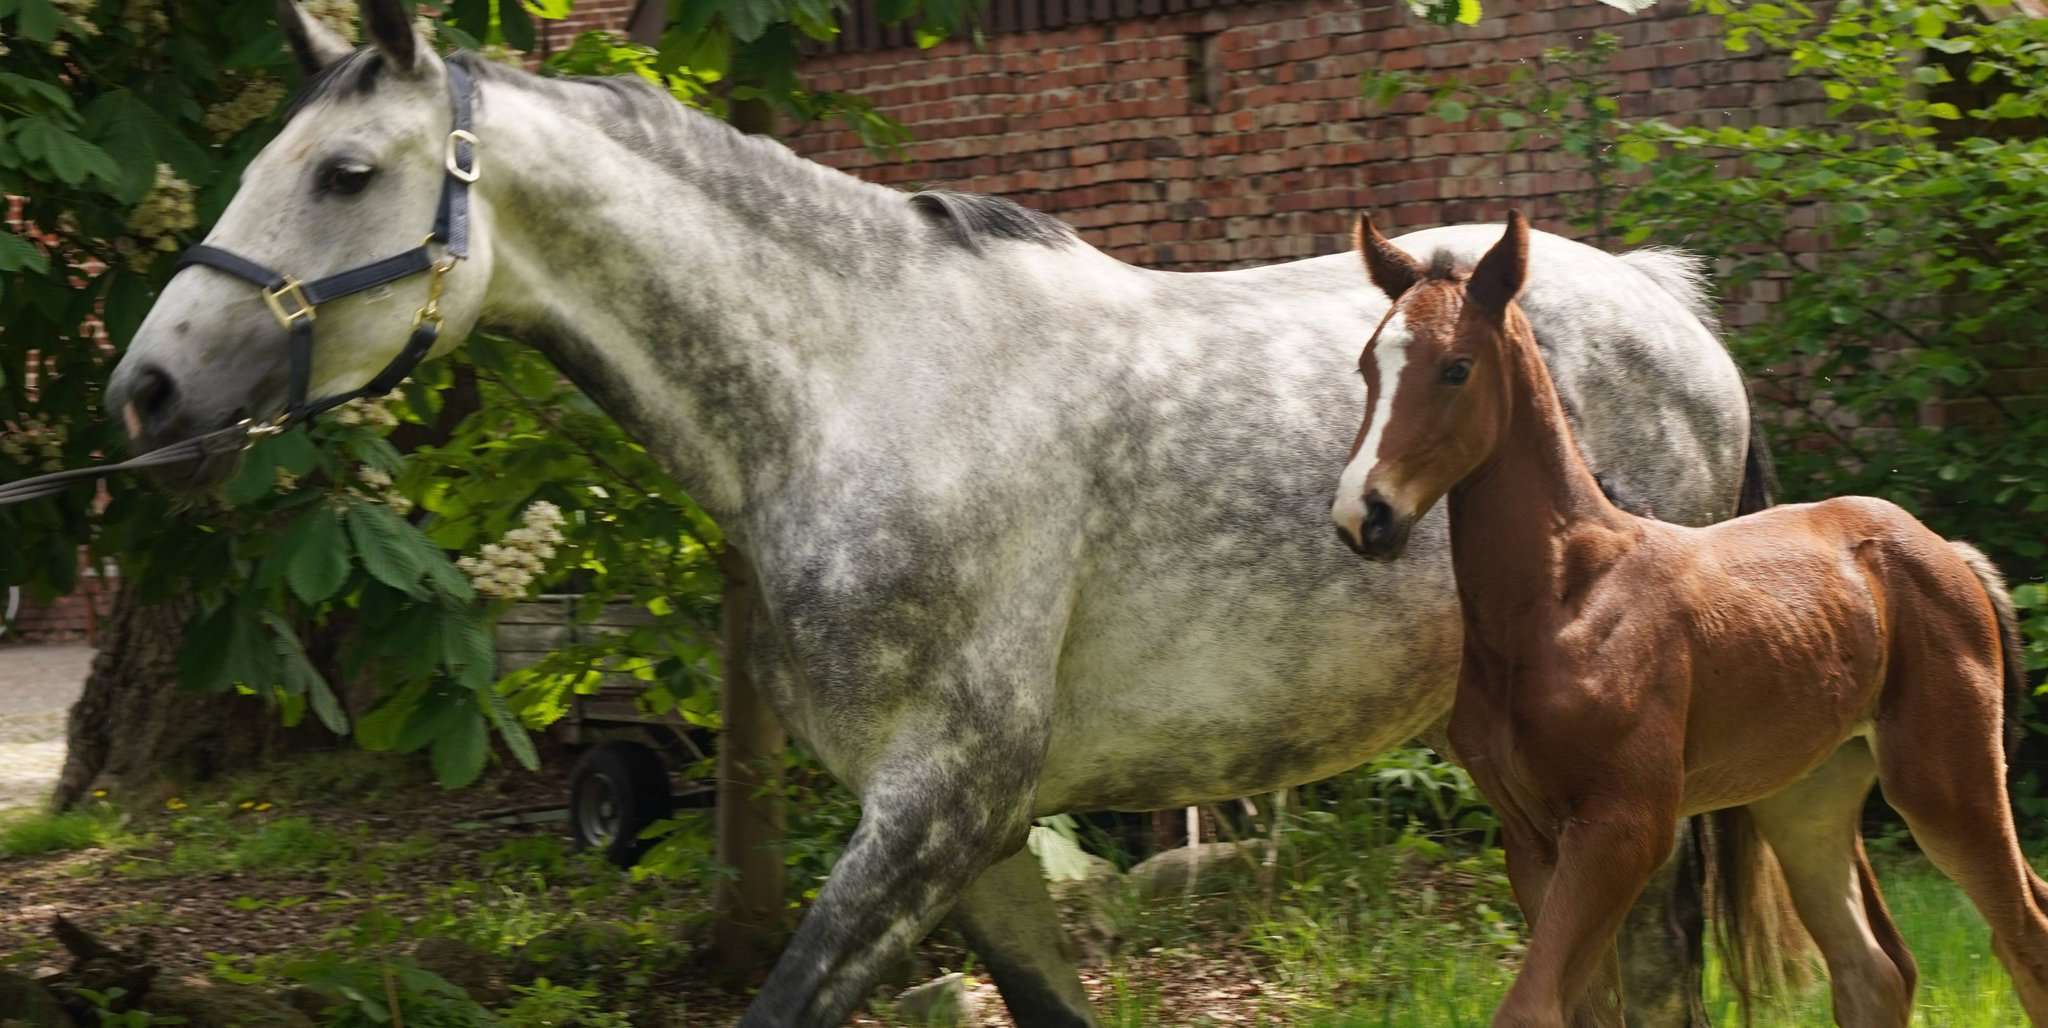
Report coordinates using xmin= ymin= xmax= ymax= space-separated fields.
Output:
xmin=0 ymin=62 xmax=477 ymax=509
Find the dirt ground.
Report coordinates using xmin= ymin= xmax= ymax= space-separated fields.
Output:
xmin=0 ymin=643 xmax=93 ymax=812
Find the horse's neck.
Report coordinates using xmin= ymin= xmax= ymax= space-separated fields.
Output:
xmin=1447 ymin=311 xmax=1634 ymax=651
xmin=470 ymin=77 xmax=932 ymax=526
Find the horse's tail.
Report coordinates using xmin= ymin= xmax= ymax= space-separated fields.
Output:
xmin=1701 ymin=381 xmax=1813 ymax=1022
xmin=1949 ymin=541 xmax=2026 ymax=768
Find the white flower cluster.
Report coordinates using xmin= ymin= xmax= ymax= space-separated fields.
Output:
xmin=1 ymin=417 xmax=66 ymax=472
xmin=330 ymin=389 xmax=404 ymax=430
xmin=302 ymin=0 xmax=359 ymax=41
xmin=128 ymin=165 xmax=198 ymax=254
xmin=205 ymin=76 xmax=285 ymax=140
xmin=121 ymin=0 xmax=167 ymax=36
xmin=47 ymin=0 xmax=100 ymax=52
xmin=273 ymin=466 xmax=300 ymax=493
xmin=354 ymin=465 xmax=414 ymax=515
xmin=457 ymin=501 xmax=565 ymax=599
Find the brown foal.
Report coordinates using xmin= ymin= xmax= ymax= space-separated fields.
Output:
xmin=1329 ymin=212 xmax=2048 ymax=1027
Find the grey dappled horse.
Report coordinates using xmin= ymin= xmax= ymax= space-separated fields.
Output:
xmin=106 ymin=2 xmax=1766 ymax=1023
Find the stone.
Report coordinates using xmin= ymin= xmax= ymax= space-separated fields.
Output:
xmin=140 ymin=977 xmax=313 ymax=1028
xmin=1126 ymin=839 xmax=1266 ymax=900
xmin=0 ymin=971 xmax=73 ymax=1028
xmin=892 ymin=972 xmax=978 ymax=1027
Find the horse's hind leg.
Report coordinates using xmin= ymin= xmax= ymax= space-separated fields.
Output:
xmin=1748 ymin=741 xmax=1914 ymax=1027
xmin=949 ymin=846 xmax=1097 ymax=1026
xmin=1873 ymin=647 xmax=2048 ymax=1021
xmin=737 ymin=754 xmax=1041 ymax=1028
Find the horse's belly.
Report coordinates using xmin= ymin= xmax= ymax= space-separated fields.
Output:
xmin=1031 ymin=572 xmax=1463 ymax=814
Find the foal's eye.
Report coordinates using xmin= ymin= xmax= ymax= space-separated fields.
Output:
xmin=1441 ymin=359 xmax=1472 ymax=385
xmin=317 ymin=159 xmax=376 ymax=196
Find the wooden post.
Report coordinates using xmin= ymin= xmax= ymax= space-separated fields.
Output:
xmin=710 ymin=546 xmax=788 ymax=982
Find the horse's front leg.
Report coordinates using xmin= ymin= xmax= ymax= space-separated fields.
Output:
xmin=737 ymin=709 xmax=1049 ymax=1026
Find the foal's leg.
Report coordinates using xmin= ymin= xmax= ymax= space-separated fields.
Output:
xmin=949 ymin=845 xmax=1097 ymax=1026
xmin=1748 ymin=742 xmax=1914 ymax=1027
xmin=1874 ymin=664 xmax=2048 ymax=1023
xmin=1495 ymin=797 xmax=1677 ymax=1028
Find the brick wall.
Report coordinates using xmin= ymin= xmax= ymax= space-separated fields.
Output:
xmin=6 ymin=559 xmax=115 ymax=644
xmin=780 ymin=0 xmax=1817 ymax=272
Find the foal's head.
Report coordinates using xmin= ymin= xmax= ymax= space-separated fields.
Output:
xmin=1331 ymin=212 xmax=1530 ymax=560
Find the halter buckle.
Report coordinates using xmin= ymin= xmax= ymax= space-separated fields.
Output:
xmin=239 ymin=415 xmax=291 ymax=451
xmin=445 ymin=129 xmax=481 ymax=183
xmin=262 ymin=279 xmax=315 ymax=328
xmin=413 ymin=255 xmax=457 ymax=329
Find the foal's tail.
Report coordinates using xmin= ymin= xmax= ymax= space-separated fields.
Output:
xmin=1705 ymin=808 xmax=1813 ymax=1022
xmin=1950 ymin=541 xmax=2027 ymax=769
xmin=1704 ymin=407 xmax=1814 ymax=1022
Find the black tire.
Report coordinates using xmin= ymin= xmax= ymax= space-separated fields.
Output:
xmin=568 ymin=740 xmax=674 ymax=867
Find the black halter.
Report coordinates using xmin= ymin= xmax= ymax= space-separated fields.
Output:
xmin=0 ymin=63 xmax=479 ymax=506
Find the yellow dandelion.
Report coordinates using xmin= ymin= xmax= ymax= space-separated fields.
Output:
xmin=165 ymin=797 xmax=187 ymax=810
xmin=91 ymin=788 xmax=108 ymax=798
xmin=254 ymin=802 xmax=273 ymax=811
xmin=238 ymin=800 xmax=255 ymax=810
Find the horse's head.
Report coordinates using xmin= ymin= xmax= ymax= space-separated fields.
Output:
xmin=1331 ymin=211 xmax=1529 ymax=560
xmin=105 ymin=0 xmax=492 ymax=487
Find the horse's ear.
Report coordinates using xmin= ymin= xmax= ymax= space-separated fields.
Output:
xmin=278 ymin=0 xmax=353 ymax=77
xmin=1468 ymin=211 xmax=1530 ymax=319
xmin=358 ymin=0 xmax=422 ymax=73
xmin=1355 ymin=213 xmax=1424 ymax=301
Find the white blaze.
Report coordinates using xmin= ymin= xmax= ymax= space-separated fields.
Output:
xmin=1331 ymin=312 xmax=1409 ymax=538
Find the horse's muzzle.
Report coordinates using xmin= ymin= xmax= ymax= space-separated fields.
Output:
xmin=1342 ymin=491 xmax=1411 ymax=561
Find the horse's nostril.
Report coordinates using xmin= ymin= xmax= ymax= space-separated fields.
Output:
xmin=133 ymin=366 xmax=177 ymax=423
xmin=1363 ymin=495 xmax=1394 ymax=543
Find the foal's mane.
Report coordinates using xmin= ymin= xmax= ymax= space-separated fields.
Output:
xmin=283 ymin=48 xmax=1076 ymax=255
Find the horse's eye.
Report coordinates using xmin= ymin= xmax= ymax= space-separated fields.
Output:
xmin=317 ymin=159 xmax=376 ymax=196
xmin=1442 ymin=359 xmax=1472 ymax=385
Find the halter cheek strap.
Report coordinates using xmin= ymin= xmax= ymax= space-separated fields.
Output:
xmin=0 ymin=62 xmax=480 ymax=507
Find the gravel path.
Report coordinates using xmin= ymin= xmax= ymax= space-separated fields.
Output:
xmin=0 ymin=643 xmax=93 ymax=812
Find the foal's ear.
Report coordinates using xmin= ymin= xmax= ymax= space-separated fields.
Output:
xmin=277 ymin=0 xmax=353 ymax=77
xmin=1468 ymin=211 xmax=1530 ymax=319
xmin=358 ymin=0 xmax=425 ymax=74
xmin=1355 ymin=213 xmax=1424 ymax=301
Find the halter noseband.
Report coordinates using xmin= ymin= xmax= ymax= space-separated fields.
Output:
xmin=178 ymin=60 xmax=479 ymax=434
xmin=0 ymin=62 xmax=479 ymax=506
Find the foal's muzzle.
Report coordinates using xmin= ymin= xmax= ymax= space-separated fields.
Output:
xmin=1337 ymin=491 xmax=1411 ymax=561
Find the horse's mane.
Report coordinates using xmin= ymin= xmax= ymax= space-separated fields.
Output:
xmin=283 ymin=48 xmax=1076 ymax=255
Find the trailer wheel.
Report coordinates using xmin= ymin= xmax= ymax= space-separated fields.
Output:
xmin=568 ymin=741 xmax=673 ymax=867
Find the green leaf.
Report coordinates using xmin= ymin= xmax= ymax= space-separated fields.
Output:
xmin=1926 ymin=102 xmax=1960 ymax=120
xmin=83 ymin=91 xmax=163 ymax=204
xmin=1619 ymin=139 xmax=1659 ymax=164
xmin=101 ymin=270 xmax=152 ymax=346
xmin=439 ymin=604 xmax=496 ymax=689
xmin=346 ymin=500 xmax=429 ymax=597
xmin=481 ymin=688 xmax=540 ymax=771
xmin=263 ymin=611 xmax=350 ymax=734
xmin=0 ymin=232 xmax=48 ymax=275
xmin=0 ymin=71 xmax=75 ymax=112
xmin=1495 ymin=110 xmax=1527 ymax=129
xmin=1454 ymin=0 xmax=1480 ymax=25
xmin=1434 ymin=99 xmax=1469 ymax=124
xmin=431 ymin=710 xmax=490 ymax=788
xmin=521 ymin=0 xmax=571 ymax=18
xmin=285 ymin=506 xmax=352 ymax=605
xmin=499 ymin=0 xmax=536 ymax=51
xmin=17 ymin=0 xmax=58 ymax=43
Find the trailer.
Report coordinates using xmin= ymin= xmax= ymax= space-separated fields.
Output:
xmin=497 ymin=595 xmax=714 ymax=865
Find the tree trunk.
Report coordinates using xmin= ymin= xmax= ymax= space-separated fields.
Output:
xmin=51 ymin=582 xmax=329 ymax=811
xmin=710 ymin=546 xmax=788 ymax=982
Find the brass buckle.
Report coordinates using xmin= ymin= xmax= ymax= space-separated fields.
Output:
xmin=239 ymin=415 xmax=291 ymax=451
xmin=444 ymin=129 xmax=480 ymax=183
xmin=412 ymin=255 xmax=457 ymax=329
xmin=262 ymin=279 xmax=315 ymax=328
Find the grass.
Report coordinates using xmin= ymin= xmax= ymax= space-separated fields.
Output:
xmin=0 ymin=805 xmax=128 ymax=858
xmin=1110 ymin=845 xmax=2031 ymax=1027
